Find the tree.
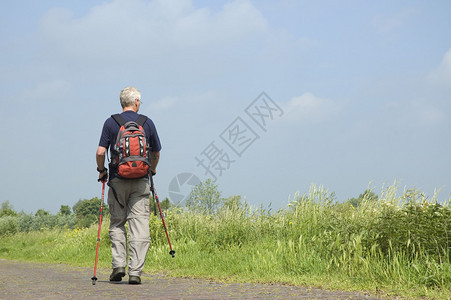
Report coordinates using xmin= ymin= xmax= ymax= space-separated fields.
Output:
xmin=0 ymin=201 xmax=17 ymax=217
xmin=186 ymin=179 xmax=222 ymax=215
xmin=150 ymin=197 xmax=172 ymax=215
xmin=346 ymin=189 xmax=378 ymax=208
xmin=73 ymin=197 xmax=109 ymax=228
xmin=35 ymin=209 xmax=50 ymax=217
xmin=222 ymin=195 xmax=242 ymax=211
xmin=59 ymin=205 xmax=72 ymax=216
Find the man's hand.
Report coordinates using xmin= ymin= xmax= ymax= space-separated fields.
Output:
xmin=98 ymin=170 xmax=108 ymax=182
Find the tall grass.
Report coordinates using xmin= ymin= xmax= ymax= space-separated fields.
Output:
xmin=146 ymin=183 xmax=451 ymax=298
xmin=0 ymin=183 xmax=449 ymax=299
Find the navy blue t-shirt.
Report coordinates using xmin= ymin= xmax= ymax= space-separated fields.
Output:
xmin=99 ymin=110 xmax=161 ymax=179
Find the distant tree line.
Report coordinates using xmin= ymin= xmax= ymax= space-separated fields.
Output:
xmin=0 ymin=196 xmax=171 ymax=236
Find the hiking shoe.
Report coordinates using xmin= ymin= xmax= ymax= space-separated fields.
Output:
xmin=129 ymin=275 xmax=141 ymax=284
xmin=109 ymin=267 xmax=126 ymax=282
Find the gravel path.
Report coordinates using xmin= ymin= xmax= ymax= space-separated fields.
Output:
xmin=0 ymin=259 xmax=382 ymax=299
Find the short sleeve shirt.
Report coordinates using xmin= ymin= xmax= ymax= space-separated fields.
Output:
xmin=99 ymin=110 xmax=161 ymax=179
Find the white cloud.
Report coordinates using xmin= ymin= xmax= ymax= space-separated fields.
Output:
xmin=36 ymin=0 xmax=267 ymax=63
xmin=428 ymin=48 xmax=451 ymax=87
xmin=418 ymin=105 xmax=446 ymax=125
xmin=372 ymin=7 xmax=418 ymax=34
xmin=282 ymin=93 xmax=342 ymax=123
xmin=148 ymin=96 xmax=178 ymax=111
xmin=384 ymin=99 xmax=446 ymax=126
xmin=411 ymin=100 xmax=446 ymax=125
xmin=21 ymin=79 xmax=72 ymax=102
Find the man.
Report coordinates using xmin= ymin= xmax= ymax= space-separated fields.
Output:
xmin=96 ymin=86 xmax=161 ymax=284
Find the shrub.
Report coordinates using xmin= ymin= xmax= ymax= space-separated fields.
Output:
xmin=0 ymin=216 xmax=19 ymax=236
xmin=0 ymin=201 xmax=17 ymax=217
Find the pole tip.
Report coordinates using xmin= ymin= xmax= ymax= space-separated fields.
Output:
xmin=169 ymin=250 xmax=175 ymax=258
xmin=91 ymin=276 xmax=97 ymax=285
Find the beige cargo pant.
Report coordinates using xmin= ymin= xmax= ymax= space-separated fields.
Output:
xmin=107 ymin=177 xmax=150 ymax=277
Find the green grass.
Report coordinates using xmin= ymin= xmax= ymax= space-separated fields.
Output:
xmin=1 ymin=183 xmax=449 ymax=299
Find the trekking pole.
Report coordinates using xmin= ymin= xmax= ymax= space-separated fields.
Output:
xmin=91 ymin=178 xmax=106 ymax=285
xmin=152 ymin=193 xmax=157 ymax=216
xmin=150 ymin=175 xmax=175 ymax=258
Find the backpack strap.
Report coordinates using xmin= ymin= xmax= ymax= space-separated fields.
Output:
xmin=136 ymin=114 xmax=147 ymax=126
xmin=111 ymin=114 xmax=126 ymax=126
xmin=111 ymin=114 xmax=147 ymax=127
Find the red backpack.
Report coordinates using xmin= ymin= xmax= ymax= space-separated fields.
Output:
xmin=111 ymin=114 xmax=150 ymax=179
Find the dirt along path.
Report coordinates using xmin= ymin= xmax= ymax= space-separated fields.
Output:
xmin=0 ymin=259 xmax=382 ymax=299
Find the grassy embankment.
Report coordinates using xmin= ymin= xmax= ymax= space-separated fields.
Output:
xmin=0 ymin=184 xmax=449 ymax=299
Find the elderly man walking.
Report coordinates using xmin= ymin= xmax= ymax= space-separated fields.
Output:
xmin=96 ymin=86 xmax=161 ymax=284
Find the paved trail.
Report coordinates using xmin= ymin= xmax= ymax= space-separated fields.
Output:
xmin=0 ymin=259 xmax=381 ymax=299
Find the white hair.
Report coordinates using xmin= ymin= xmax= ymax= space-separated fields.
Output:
xmin=119 ymin=86 xmax=141 ymax=108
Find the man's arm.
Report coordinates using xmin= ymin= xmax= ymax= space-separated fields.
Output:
xmin=96 ymin=146 xmax=108 ymax=181
xmin=150 ymin=151 xmax=160 ymax=175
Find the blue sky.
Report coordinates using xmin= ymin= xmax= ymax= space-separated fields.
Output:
xmin=1 ymin=0 xmax=450 ymax=214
